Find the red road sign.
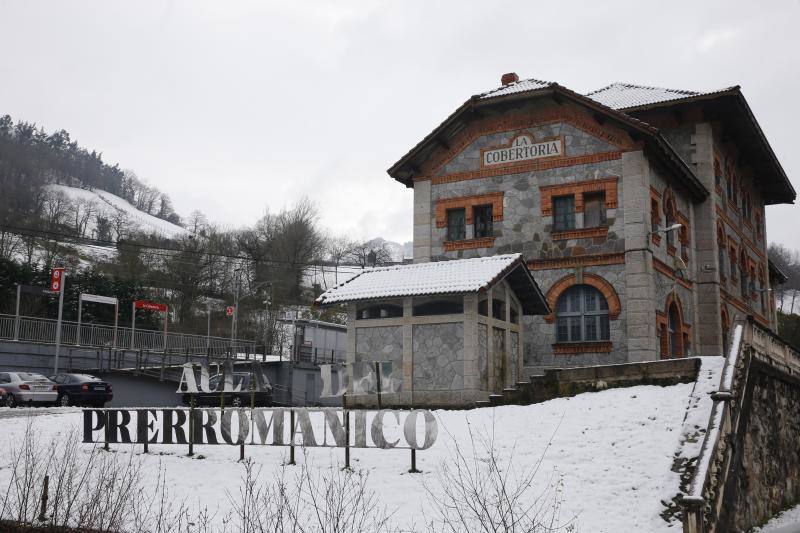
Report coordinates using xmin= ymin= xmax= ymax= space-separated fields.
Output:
xmin=50 ymin=267 xmax=65 ymax=292
xmin=226 ymin=306 xmax=235 ymax=317
xmin=134 ymin=300 xmax=168 ymax=313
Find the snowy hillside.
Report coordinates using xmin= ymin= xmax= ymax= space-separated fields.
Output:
xmin=0 ymin=357 xmax=724 ymax=532
xmin=47 ymin=184 xmax=189 ymax=239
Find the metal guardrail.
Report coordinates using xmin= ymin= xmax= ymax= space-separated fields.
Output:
xmin=0 ymin=313 xmax=256 ymax=354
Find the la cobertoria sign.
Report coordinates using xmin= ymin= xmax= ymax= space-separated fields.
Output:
xmin=482 ymin=133 xmax=563 ymax=166
xmin=83 ymin=363 xmax=438 ymax=451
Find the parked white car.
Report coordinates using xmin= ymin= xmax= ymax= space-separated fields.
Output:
xmin=0 ymin=372 xmax=58 ymax=407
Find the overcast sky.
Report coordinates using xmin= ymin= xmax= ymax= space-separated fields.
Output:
xmin=1 ymin=0 xmax=799 ymax=248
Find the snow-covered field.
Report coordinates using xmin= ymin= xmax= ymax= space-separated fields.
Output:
xmin=48 ymin=183 xmax=189 ymax=239
xmin=0 ymin=358 xmax=724 ymax=532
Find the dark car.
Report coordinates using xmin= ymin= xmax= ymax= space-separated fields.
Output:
xmin=49 ymin=373 xmax=113 ymax=407
xmin=182 ymin=372 xmax=272 ymax=408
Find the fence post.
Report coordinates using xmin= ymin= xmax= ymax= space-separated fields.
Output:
xmin=13 ymin=284 xmax=21 ymax=341
xmin=289 ymin=409 xmax=296 ymax=465
xmin=38 ymin=474 xmax=49 ymax=522
xmin=344 ymin=409 xmax=351 ymax=470
xmin=188 ymin=393 xmax=195 ymax=457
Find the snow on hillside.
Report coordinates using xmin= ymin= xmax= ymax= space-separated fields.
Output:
xmin=47 ymin=184 xmax=189 ymax=239
xmin=0 ymin=357 xmax=724 ymax=532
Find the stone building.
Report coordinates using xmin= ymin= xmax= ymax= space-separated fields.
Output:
xmin=388 ymin=74 xmax=795 ymax=375
xmin=315 ymin=254 xmax=548 ymax=407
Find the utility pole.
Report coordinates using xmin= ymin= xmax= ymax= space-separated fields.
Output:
xmin=206 ymin=302 xmax=212 ymax=355
xmin=230 ymin=268 xmax=241 ymax=356
xmin=52 ymin=267 xmax=66 ymax=374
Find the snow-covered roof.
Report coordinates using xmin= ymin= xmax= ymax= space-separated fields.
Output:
xmin=586 ymin=82 xmax=735 ymax=110
xmin=479 ymin=78 xmax=553 ymax=99
xmin=315 ymin=254 xmax=548 ymax=315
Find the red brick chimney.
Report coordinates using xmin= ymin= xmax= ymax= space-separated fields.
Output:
xmin=501 ymin=72 xmax=519 ymax=86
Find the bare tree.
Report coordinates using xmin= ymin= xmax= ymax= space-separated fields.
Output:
xmin=0 ymin=230 xmax=23 ymax=261
xmin=423 ymin=422 xmax=575 ymax=533
xmin=769 ymin=243 xmax=800 ymax=314
xmin=323 ymin=233 xmax=357 ymax=287
xmin=348 ymin=239 xmax=393 ymax=268
xmin=70 ymin=196 xmax=96 ymax=237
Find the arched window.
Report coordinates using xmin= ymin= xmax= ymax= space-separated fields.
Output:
xmin=740 ymin=252 xmax=749 ymax=299
xmin=668 ymin=303 xmax=682 ymax=357
xmin=555 ymin=285 xmax=610 ymax=343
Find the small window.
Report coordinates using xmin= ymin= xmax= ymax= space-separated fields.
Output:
xmin=718 ymin=242 xmax=727 ymax=281
xmin=446 ymin=208 xmax=466 ymax=241
xmin=492 ymin=299 xmax=506 ymax=321
xmin=740 ymin=261 xmax=749 ymax=298
xmin=473 ymin=204 xmax=493 ymax=239
xmin=725 ymin=169 xmax=733 ymax=200
xmin=730 ymin=248 xmax=738 ymax=279
xmin=413 ymin=295 xmax=464 ymax=316
xmin=583 ymin=192 xmax=606 ymax=228
xmin=478 ymin=295 xmax=488 ymax=317
xmin=651 ymin=199 xmax=660 ymax=234
xmin=665 ymin=200 xmax=676 ymax=248
xmin=510 ymin=306 xmax=519 ymax=324
xmin=357 ymin=302 xmax=404 ymax=320
xmin=553 ymin=195 xmax=575 ymax=232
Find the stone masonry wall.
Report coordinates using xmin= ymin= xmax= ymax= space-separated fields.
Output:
xmin=355 ymin=326 xmax=404 ymax=389
xmin=721 ymin=364 xmax=800 ymax=531
xmin=412 ymin=323 xmax=464 ymax=391
xmin=429 ymin=121 xmax=625 ymax=262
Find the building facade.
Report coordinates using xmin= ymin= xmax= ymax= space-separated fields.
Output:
xmin=389 ymin=75 xmax=795 ymax=375
xmin=315 ymin=254 xmax=548 ymax=407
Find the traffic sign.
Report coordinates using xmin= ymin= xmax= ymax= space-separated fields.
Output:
xmin=134 ymin=300 xmax=168 ymax=313
xmin=226 ymin=306 xmax=235 ymax=317
xmin=50 ymin=267 xmax=65 ymax=292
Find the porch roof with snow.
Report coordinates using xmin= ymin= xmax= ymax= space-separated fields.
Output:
xmin=315 ymin=254 xmax=549 ymax=315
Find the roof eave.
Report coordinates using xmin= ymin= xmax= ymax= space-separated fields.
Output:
xmin=620 ymin=87 xmax=795 ymax=205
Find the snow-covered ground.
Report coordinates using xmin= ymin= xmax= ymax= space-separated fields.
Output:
xmin=48 ymin=183 xmax=189 ymax=239
xmin=0 ymin=357 xmax=724 ymax=532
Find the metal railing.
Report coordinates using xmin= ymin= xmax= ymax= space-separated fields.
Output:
xmin=0 ymin=313 xmax=256 ymax=355
xmin=295 ymin=345 xmax=347 ymax=365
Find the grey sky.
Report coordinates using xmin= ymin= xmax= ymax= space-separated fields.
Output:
xmin=1 ymin=0 xmax=798 ymax=248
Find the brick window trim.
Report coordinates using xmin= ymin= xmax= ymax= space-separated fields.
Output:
xmin=553 ymin=341 xmax=612 ymax=355
xmin=552 ymin=226 xmax=609 ymax=241
xmin=443 ymin=237 xmax=496 ymax=252
xmin=543 ymin=273 xmax=621 ymax=323
xmin=652 ymin=234 xmax=662 ymax=246
xmin=540 ymin=177 xmax=618 ymax=216
xmin=527 ymin=252 xmax=625 ymax=271
xmin=435 ymin=192 xmax=503 ymax=228
xmin=667 ymin=244 xmax=677 ymax=257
